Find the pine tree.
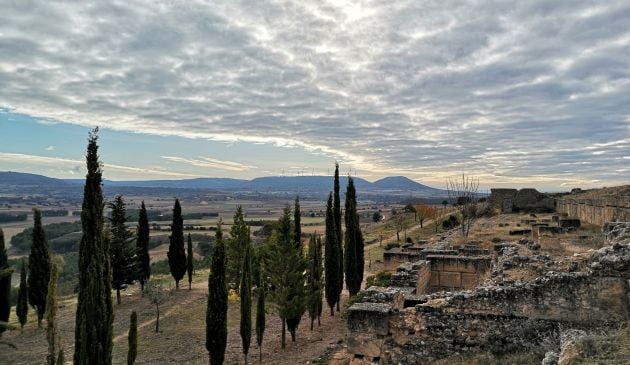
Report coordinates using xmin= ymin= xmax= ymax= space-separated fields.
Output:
xmin=0 ymin=228 xmax=10 ymax=337
xmin=344 ymin=177 xmax=364 ymax=296
xmin=240 ymin=244 xmax=252 ymax=365
xmin=294 ymin=196 xmax=302 ymax=250
xmin=17 ymin=259 xmax=28 ymax=333
xmin=109 ymin=195 xmax=136 ymax=304
xmin=333 ymin=163 xmax=343 ymax=311
xmin=255 ymin=269 xmax=265 ymax=362
xmin=74 ymin=128 xmax=114 ymax=365
xmin=227 ymin=206 xmax=249 ymax=292
xmin=46 ymin=264 xmax=59 ymax=365
xmin=324 ymin=193 xmax=340 ymax=316
xmin=29 ymin=209 xmax=51 ymax=328
xmin=128 ymin=311 xmax=137 ymax=365
xmin=168 ymin=199 xmax=186 ymax=289
xmin=187 ymin=234 xmax=194 ymax=290
xmin=136 ymin=201 xmax=151 ymax=291
xmin=264 ymin=205 xmax=306 ymax=348
xmin=207 ymin=222 xmax=227 ymax=365
xmin=307 ymin=234 xmax=323 ymax=330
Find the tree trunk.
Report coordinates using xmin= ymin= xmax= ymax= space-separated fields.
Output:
xmin=281 ymin=320 xmax=286 ymax=349
xmin=318 ymin=316 xmax=321 ymax=326
xmin=310 ymin=318 xmax=314 ymax=331
xmin=396 ymin=231 xmax=400 ymax=241
xmin=155 ymin=305 xmax=160 ymax=333
xmin=290 ymin=329 xmax=296 ymax=342
xmin=140 ymin=280 xmax=145 ymax=293
xmin=175 ymin=280 xmax=179 ymax=290
xmin=330 ymin=306 xmax=334 ymax=316
xmin=117 ymin=288 xmax=121 ymax=305
xmin=259 ymin=345 xmax=262 ymax=362
xmin=336 ymin=301 xmax=340 ymax=312
xmin=189 ymin=281 xmax=191 ymax=290
xmin=38 ymin=314 xmax=43 ymax=328
xmin=244 ymin=353 xmax=248 ymax=365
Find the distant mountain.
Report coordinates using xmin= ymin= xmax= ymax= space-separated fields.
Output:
xmin=0 ymin=171 xmax=69 ymax=186
xmin=0 ymin=171 xmax=448 ymax=197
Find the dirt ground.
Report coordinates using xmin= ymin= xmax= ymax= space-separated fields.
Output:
xmin=1 ymin=270 xmax=349 ymax=365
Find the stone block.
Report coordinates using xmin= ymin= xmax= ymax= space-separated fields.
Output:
xmin=439 ymin=271 xmax=461 ymax=288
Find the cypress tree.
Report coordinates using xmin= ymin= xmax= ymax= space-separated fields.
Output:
xmin=168 ymin=199 xmax=186 ymax=289
xmin=0 ymin=228 xmax=10 ymax=337
xmin=333 ymin=163 xmax=343 ymax=310
xmin=136 ymin=201 xmax=151 ymax=291
xmin=344 ymin=177 xmax=364 ymax=296
xmin=206 ymin=222 xmax=227 ymax=365
xmin=324 ymin=193 xmax=340 ymax=315
xmin=29 ymin=209 xmax=51 ymax=328
xmin=17 ymin=259 xmax=28 ymax=333
xmin=46 ymin=264 xmax=59 ymax=365
xmin=255 ymin=269 xmax=265 ymax=362
xmin=240 ymin=244 xmax=252 ymax=365
xmin=264 ymin=205 xmax=306 ymax=348
xmin=109 ymin=195 xmax=136 ymax=305
xmin=294 ymin=196 xmax=302 ymax=250
xmin=74 ymin=128 xmax=114 ymax=365
xmin=187 ymin=234 xmax=194 ymax=290
xmin=227 ymin=206 xmax=249 ymax=292
xmin=128 ymin=311 xmax=138 ymax=365
xmin=307 ymin=234 xmax=323 ymax=330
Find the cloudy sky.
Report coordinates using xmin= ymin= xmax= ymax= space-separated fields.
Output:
xmin=0 ymin=0 xmax=628 ymax=190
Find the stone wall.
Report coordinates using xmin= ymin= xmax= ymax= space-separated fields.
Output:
xmin=347 ymin=244 xmax=630 ymax=364
xmin=427 ymin=255 xmax=491 ymax=292
xmin=489 ymin=188 xmax=555 ymax=213
xmin=556 ymin=197 xmax=630 ymax=226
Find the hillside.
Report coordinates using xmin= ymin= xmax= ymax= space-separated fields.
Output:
xmin=0 ymin=171 xmax=448 ymax=197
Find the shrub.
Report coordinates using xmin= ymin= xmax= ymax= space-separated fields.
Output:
xmin=366 ymin=271 xmax=392 ymax=287
xmin=442 ymin=215 xmax=460 ymax=230
xmin=384 ymin=242 xmax=400 ymax=251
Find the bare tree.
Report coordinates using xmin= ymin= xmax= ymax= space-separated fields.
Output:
xmin=446 ymin=174 xmax=480 ymax=237
xmin=145 ymin=281 xmax=173 ymax=333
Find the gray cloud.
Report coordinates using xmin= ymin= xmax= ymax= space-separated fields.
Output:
xmin=0 ymin=0 xmax=629 ymax=188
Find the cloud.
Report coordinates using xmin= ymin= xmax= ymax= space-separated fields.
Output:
xmin=0 ymin=1 xmax=629 ymax=188
xmin=45 ymin=145 xmax=55 ymax=151
xmin=0 ymin=152 xmax=198 ymax=179
xmin=160 ymin=155 xmax=256 ymax=172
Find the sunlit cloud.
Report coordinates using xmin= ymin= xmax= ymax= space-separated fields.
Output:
xmin=0 ymin=1 xmax=628 ymax=188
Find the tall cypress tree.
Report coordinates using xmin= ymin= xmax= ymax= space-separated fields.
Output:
xmin=227 ymin=206 xmax=249 ymax=292
xmin=264 ymin=205 xmax=306 ymax=348
xmin=168 ymin=199 xmax=186 ymax=289
xmin=46 ymin=264 xmax=59 ymax=365
xmin=307 ymin=234 xmax=323 ymax=330
xmin=294 ymin=196 xmax=302 ymax=250
xmin=109 ymin=195 xmax=136 ymax=305
xmin=324 ymin=193 xmax=340 ymax=315
xmin=0 ymin=228 xmax=10 ymax=337
xmin=17 ymin=259 xmax=28 ymax=333
xmin=29 ymin=209 xmax=51 ymax=328
xmin=128 ymin=311 xmax=138 ymax=365
xmin=240 ymin=244 xmax=252 ymax=365
xmin=333 ymin=163 xmax=343 ymax=310
xmin=206 ymin=222 xmax=227 ymax=365
xmin=255 ymin=269 xmax=265 ymax=362
xmin=344 ymin=177 xmax=364 ymax=296
xmin=136 ymin=201 xmax=151 ymax=291
xmin=74 ymin=128 xmax=114 ymax=365
xmin=187 ymin=234 xmax=194 ymax=290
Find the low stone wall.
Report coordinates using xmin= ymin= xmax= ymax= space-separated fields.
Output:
xmin=556 ymin=197 xmax=630 ymax=226
xmin=427 ymin=255 xmax=491 ymax=292
xmin=347 ymin=244 xmax=630 ymax=364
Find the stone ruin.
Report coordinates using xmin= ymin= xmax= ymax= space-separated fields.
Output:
xmin=346 ymin=242 xmax=630 ymax=364
xmin=489 ymin=188 xmax=556 ymax=213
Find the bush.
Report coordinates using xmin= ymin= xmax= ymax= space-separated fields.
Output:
xmin=384 ymin=242 xmax=400 ymax=251
xmin=341 ymin=291 xmax=366 ymax=318
xmin=442 ymin=215 xmax=460 ymax=230
xmin=366 ymin=271 xmax=392 ymax=287
xmin=41 ymin=210 xmax=68 ymax=217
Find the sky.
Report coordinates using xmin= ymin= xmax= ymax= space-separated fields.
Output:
xmin=0 ymin=0 xmax=629 ymax=190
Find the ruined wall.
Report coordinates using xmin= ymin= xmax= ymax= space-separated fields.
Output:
xmin=489 ymin=188 xmax=555 ymax=213
xmin=557 ymin=197 xmax=630 ymax=226
xmin=347 ymin=244 xmax=630 ymax=364
xmin=427 ymin=255 xmax=491 ymax=292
